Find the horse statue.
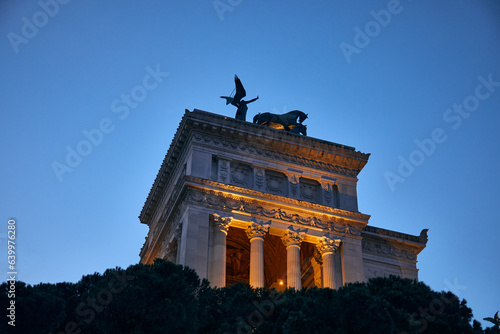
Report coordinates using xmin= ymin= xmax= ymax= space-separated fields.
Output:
xmin=253 ymin=110 xmax=308 ymax=133
xmin=289 ymin=123 xmax=307 ymax=136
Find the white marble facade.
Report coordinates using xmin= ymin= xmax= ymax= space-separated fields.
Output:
xmin=139 ymin=109 xmax=427 ymax=289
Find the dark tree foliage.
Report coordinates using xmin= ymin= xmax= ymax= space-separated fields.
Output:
xmin=0 ymin=259 xmax=494 ymax=334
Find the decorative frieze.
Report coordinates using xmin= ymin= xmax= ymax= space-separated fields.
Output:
xmin=187 ymin=188 xmax=363 ymax=235
xmin=365 ymin=265 xmax=402 ymax=280
xmin=362 ymin=239 xmax=417 ymax=261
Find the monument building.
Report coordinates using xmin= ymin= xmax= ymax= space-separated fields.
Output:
xmin=139 ymin=109 xmax=428 ymax=289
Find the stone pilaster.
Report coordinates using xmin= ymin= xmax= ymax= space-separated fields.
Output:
xmin=245 ymin=221 xmax=270 ymax=288
xmin=316 ymin=236 xmax=341 ymax=289
xmin=254 ymin=167 xmax=265 ymax=192
xmin=321 ymin=181 xmax=339 ymax=207
xmin=341 ymin=237 xmax=365 ymax=284
xmin=287 ymin=174 xmax=300 ymax=200
xmin=322 ymin=182 xmax=333 ymax=206
xmin=217 ymin=158 xmax=230 ymax=184
xmin=281 ymin=229 xmax=304 ymax=290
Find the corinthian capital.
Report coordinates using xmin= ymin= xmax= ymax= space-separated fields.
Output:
xmin=245 ymin=221 xmax=270 ymax=240
xmin=316 ymin=236 xmax=341 ymax=255
xmin=282 ymin=229 xmax=305 ymax=248
xmin=212 ymin=214 xmax=232 ymax=234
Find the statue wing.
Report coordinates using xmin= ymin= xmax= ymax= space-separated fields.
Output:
xmin=233 ymin=75 xmax=246 ymax=104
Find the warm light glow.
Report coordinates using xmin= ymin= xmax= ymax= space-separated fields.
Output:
xmin=278 ymin=279 xmax=284 ymax=286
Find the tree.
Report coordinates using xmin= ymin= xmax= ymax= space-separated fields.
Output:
xmin=0 ymin=261 xmax=486 ymax=333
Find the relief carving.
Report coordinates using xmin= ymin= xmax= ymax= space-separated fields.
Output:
xmin=255 ymin=168 xmax=265 ymax=190
xmin=316 ymin=236 xmax=341 ymax=255
xmin=245 ymin=220 xmax=270 ymax=239
xmin=365 ymin=265 xmax=402 ymax=280
xmin=266 ymin=171 xmax=285 ymax=195
xmin=230 ymin=162 xmax=251 ymax=187
xmin=186 ymin=188 xmax=362 ymax=235
xmin=281 ymin=229 xmax=305 ymax=247
xmin=362 ymin=239 xmax=417 ymax=260
xmin=288 ymin=175 xmax=299 ymax=197
xmin=323 ymin=183 xmax=332 ymax=205
xmin=218 ymin=159 xmax=229 ymax=183
xmin=300 ymin=178 xmax=320 ymax=202
xmin=212 ymin=214 xmax=232 ymax=233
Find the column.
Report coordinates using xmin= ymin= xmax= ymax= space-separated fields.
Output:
xmin=211 ymin=214 xmax=232 ymax=287
xmin=245 ymin=221 xmax=270 ymax=288
xmin=317 ymin=236 xmax=341 ymax=289
xmin=281 ymin=229 xmax=304 ymax=290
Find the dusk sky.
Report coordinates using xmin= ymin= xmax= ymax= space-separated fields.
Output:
xmin=1 ymin=0 xmax=499 ymax=327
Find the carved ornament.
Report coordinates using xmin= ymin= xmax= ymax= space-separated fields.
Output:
xmin=187 ymin=188 xmax=362 ymax=236
xmin=212 ymin=214 xmax=232 ymax=234
xmin=186 ymin=176 xmax=370 ymax=222
xmin=316 ymin=236 xmax=341 ymax=255
xmin=282 ymin=229 xmax=305 ymax=247
xmin=362 ymin=239 xmax=417 ymax=261
xmin=245 ymin=220 xmax=270 ymax=240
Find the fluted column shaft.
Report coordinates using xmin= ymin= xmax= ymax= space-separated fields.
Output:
xmin=322 ymin=252 xmax=335 ymax=288
xmin=249 ymin=236 xmax=265 ymax=287
xmin=282 ymin=230 xmax=304 ymax=290
xmin=317 ymin=237 xmax=341 ymax=289
xmin=246 ymin=222 xmax=269 ymax=288
xmin=211 ymin=214 xmax=231 ymax=288
xmin=286 ymin=244 xmax=301 ymax=289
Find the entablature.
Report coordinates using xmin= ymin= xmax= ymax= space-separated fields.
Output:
xmin=184 ymin=182 xmax=368 ymax=236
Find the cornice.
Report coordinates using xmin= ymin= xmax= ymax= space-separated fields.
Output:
xmin=362 ymin=226 xmax=428 ymax=245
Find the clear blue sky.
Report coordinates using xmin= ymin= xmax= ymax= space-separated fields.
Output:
xmin=1 ymin=0 xmax=499 ymax=327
